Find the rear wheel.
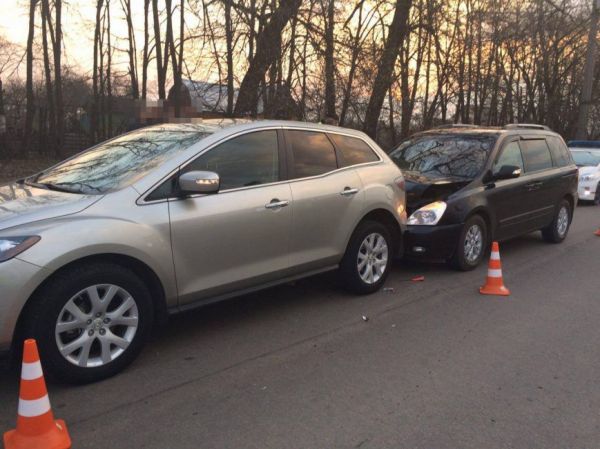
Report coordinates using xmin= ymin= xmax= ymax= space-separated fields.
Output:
xmin=449 ymin=215 xmax=487 ymax=271
xmin=541 ymin=199 xmax=571 ymax=243
xmin=339 ymin=220 xmax=393 ymax=294
xmin=21 ymin=263 xmax=154 ymax=384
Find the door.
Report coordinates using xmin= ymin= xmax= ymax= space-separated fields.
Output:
xmin=519 ymin=138 xmax=556 ymax=229
xmin=486 ymin=139 xmax=532 ymax=240
xmin=283 ymin=129 xmax=365 ymax=272
xmin=168 ymin=129 xmax=293 ymax=305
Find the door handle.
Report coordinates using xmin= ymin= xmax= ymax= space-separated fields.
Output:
xmin=265 ymin=199 xmax=289 ymax=210
xmin=525 ymin=181 xmax=543 ymax=190
xmin=340 ymin=187 xmax=359 ymax=196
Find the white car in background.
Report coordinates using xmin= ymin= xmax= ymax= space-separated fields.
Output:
xmin=568 ymin=142 xmax=600 ymax=203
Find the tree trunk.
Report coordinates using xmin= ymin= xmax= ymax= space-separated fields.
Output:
xmin=53 ymin=0 xmax=63 ymax=156
xmin=41 ymin=0 xmax=55 ymax=155
xmin=23 ymin=0 xmax=38 ymax=153
xmin=122 ymin=0 xmax=139 ymax=99
xmin=142 ymin=0 xmax=150 ymax=99
xmin=362 ymin=0 xmax=412 ymax=139
xmin=234 ymin=0 xmax=302 ymax=116
xmin=323 ymin=0 xmax=336 ymax=120
xmin=153 ymin=0 xmax=166 ymax=99
xmin=224 ymin=0 xmax=234 ymax=115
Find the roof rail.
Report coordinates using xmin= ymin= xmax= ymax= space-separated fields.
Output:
xmin=504 ymin=123 xmax=550 ymax=131
xmin=434 ymin=124 xmax=480 ymax=129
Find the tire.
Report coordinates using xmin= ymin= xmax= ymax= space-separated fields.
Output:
xmin=339 ymin=220 xmax=393 ymax=294
xmin=595 ymin=182 xmax=600 ymax=205
xmin=449 ymin=215 xmax=488 ymax=271
xmin=541 ymin=199 xmax=571 ymax=243
xmin=20 ymin=262 xmax=154 ymax=384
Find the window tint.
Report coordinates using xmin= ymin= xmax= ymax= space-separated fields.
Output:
xmin=329 ymin=134 xmax=379 ymax=166
xmin=389 ymin=135 xmax=496 ymax=180
xmin=288 ymin=130 xmax=338 ymax=178
xmin=185 ymin=130 xmax=279 ymax=190
xmin=494 ymin=141 xmax=524 ymax=172
xmin=547 ymin=136 xmax=571 ymax=167
xmin=520 ymin=140 xmax=553 ymax=172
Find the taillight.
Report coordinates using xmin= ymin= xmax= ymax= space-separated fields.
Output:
xmin=394 ymin=176 xmax=405 ymax=190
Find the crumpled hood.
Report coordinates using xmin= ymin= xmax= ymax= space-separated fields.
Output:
xmin=0 ymin=182 xmax=102 ymax=232
xmin=404 ymin=171 xmax=470 ymax=214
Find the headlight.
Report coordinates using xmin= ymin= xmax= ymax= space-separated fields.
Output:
xmin=0 ymin=236 xmax=41 ymax=263
xmin=407 ymin=201 xmax=447 ymax=225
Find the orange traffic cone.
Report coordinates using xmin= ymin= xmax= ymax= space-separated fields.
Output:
xmin=479 ymin=241 xmax=510 ymax=296
xmin=594 ymin=228 xmax=600 ymax=236
xmin=3 ymin=339 xmax=71 ymax=449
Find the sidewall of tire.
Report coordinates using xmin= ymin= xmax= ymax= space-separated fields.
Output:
xmin=23 ymin=263 xmax=154 ymax=384
xmin=339 ymin=220 xmax=393 ymax=294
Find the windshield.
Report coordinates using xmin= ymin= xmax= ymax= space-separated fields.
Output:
xmin=570 ymin=150 xmax=600 ymax=167
xmin=389 ymin=134 xmax=497 ymax=180
xmin=31 ymin=127 xmax=212 ymax=194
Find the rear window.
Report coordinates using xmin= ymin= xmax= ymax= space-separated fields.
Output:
xmin=520 ymin=140 xmax=553 ymax=172
xmin=389 ymin=134 xmax=496 ymax=180
xmin=329 ymin=134 xmax=379 ymax=167
xmin=288 ymin=130 xmax=338 ymax=178
xmin=547 ymin=136 xmax=571 ymax=167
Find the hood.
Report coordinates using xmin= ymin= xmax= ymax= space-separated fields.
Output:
xmin=0 ymin=182 xmax=102 ymax=232
xmin=577 ymin=165 xmax=600 ymax=177
xmin=404 ymin=171 xmax=470 ymax=213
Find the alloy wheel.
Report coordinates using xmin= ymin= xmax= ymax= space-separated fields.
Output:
xmin=357 ymin=232 xmax=389 ymax=285
xmin=55 ymin=284 xmax=139 ymax=368
xmin=557 ymin=206 xmax=569 ymax=237
xmin=464 ymin=224 xmax=483 ymax=263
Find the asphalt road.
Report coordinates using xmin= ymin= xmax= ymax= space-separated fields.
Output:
xmin=1 ymin=205 xmax=600 ymax=449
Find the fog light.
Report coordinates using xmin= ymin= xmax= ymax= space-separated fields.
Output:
xmin=413 ymin=246 xmax=426 ymax=253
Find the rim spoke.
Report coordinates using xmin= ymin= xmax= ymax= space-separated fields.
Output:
xmin=59 ymin=333 xmax=89 ymax=357
xmin=107 ymin=296 xmax=136 ymax=321
xmin=56 ymin=319 xmax=86 ymax=334
xmin=111 ymin=315 xmax=139 ymax=327
xmin=86 ymin=286 xmax=102 ymax=313
xmin=64 ymin=301 xmax=90 ymax=323
xmin=105 ymin=330 xmax=129 ymax=349
xmin=99 ymin=338 xmax=113 ymax=364
xmin=101 ymin=285 xmax=119 ymax=312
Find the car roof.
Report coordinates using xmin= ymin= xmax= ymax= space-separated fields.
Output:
xmin=409 ymin=124 xmax=561 ymax=141
xmin=138 ymin=119 xmax=371 ymax=139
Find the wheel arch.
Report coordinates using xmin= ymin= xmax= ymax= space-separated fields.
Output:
xmin=12 ymin=253 xmax=168 ymax=358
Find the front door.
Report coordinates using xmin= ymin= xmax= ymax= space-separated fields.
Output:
xmin=169 ymin=129 xmax=293 ymax=305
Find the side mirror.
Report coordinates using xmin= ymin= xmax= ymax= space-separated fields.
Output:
xmin=178 ymin=171 xmax=220 ymax=196
xmin=493 ymin=165 xmax=522 ymax=181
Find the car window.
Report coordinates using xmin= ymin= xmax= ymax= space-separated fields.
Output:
xmin=33 ymin=128 xmax=211 ymax=194
xmin=329 ymin=134 xmax=379 ymax=167
xmin=520 ymin=139 xmax=553 ymax=172
xmin=547 ymin=136 xmax=571 ymax=167
xmin=570 ymin=150 xmax=600 ymax=167
xmin=494 ymin=141 xmax=524 ymax=172
xmin=288 ymin=130 xmax=338 ymax=178
xmin=184 ymin=130 xmax=279 ymax=190
xmin=389 ymin=135 xmax=496 ymax=180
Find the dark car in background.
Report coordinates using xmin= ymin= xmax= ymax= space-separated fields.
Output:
xmin=389 ymin=124 xmax=578 ymax=270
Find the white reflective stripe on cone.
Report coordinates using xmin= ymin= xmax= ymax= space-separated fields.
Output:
xmin=21 ymin=361 xmax=43 ymax=381
xmin=491 ymin=251 xmax=500 ymax=260
xmin=487 ymin=269 xmax=503 ymax=278
xmin=18 ymin=395 xmax=51 ymax=417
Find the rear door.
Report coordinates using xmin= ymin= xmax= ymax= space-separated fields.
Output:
xmin=284 ymin=129 xmax=365 ymax=273
xmin=519 ymin=138 xmax=556 ymax=229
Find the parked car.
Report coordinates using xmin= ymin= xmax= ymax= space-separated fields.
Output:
xmin=567 ymin=141 xmax=600 ymax=204
xmin=0 ymin=120 xmax=406 ymax=383
xmin=388 ymin=124 xmax=578 ymax=270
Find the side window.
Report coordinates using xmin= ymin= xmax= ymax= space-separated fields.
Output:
xmin=547 ymin=136 xmax=571 ymax=167
xmin=329 ymin=134 xmax=379 ymax=167
xmin=520 ymin=139 xmax=553 ymax=172
xmin=494 ymin=141 xmax=524 ymax=172
xmin=288 ymin=130 xmax=338 ymax=178
xmin=185 ymin=130 xmax=279 ymax=190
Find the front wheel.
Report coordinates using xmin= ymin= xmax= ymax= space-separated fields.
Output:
xmin=21 ymin=263 xmax=154 ymax=384
xmin=541 ymin=199 xmax=571 ymax=243
xmin=339 ymin=220 xmax=393 ymax=294
xmin=449 ymin=215 xmax=488 ymax=271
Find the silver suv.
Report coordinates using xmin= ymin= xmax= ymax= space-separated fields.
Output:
xmin=0 ymin=120 xmax=406 ymax=383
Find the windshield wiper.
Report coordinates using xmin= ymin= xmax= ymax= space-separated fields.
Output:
xmin=24 ymin=179 xmax=82 ymax=194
